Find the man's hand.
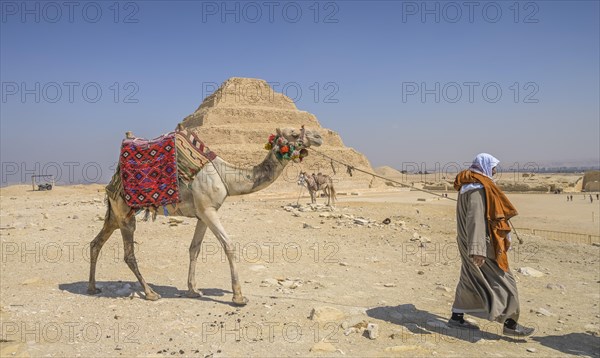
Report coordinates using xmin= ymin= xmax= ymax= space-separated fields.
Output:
xmin=471 ymin=255 xmax=486 ymax=267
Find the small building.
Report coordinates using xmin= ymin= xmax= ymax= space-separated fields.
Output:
xmin=582 ymin=170 xmax=600 ymax=192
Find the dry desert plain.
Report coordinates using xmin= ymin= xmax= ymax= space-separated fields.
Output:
xmin=0 ymin=180 xmax=599 ymax=357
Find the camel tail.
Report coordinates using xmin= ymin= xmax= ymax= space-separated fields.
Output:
xmin=103 ymin=195 xmax=112 ymax=222
xmin=103 ymin=166 xmax=124 ymax=223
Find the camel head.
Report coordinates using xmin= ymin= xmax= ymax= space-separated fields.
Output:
xmin=266 ymin=127 xmax=323 ymax=162
xmin=277 ymin=127 xmax=323 ymax=147
xmin=298 ymin=171 xmax=308 ymax=185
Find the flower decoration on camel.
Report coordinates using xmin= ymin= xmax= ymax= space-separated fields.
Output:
xmin=265 ymin=134 xmax=307 ymax=162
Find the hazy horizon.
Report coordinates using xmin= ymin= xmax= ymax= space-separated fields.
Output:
xmin=2 ymin=1 xmax=599 ymax=186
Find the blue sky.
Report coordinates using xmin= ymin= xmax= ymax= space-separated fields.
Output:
xmin=1 ymin=0 xmax=599 ymax=184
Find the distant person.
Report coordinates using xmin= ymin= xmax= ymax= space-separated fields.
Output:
xmin=449 ymin=153 xmax=534 ymax=337
xmin=566 ymin=195 xmax=569 ymax=202
xmin=597 ymin=194 xmax=599 ymax=200
xmin=571 ymin=195 xmax=573 ymax=201
xmin=591 ymin=195 xmax=594 ymax=203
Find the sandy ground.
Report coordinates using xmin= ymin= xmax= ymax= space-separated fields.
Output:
xmin=1 ymin=183 xmax=599 ymax=357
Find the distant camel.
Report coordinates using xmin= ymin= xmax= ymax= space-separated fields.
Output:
xmin=88 ymin=127 xmax=323 ymax=306
xmin=299 ymin=171 xmax=336 ymax=206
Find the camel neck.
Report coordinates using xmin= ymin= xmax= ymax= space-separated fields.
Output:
xmin=213 ymin=151 xmax=288 ymax=196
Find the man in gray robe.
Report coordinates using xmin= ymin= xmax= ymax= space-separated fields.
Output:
xmin=448 ymin=153 xmax=535 ymax=337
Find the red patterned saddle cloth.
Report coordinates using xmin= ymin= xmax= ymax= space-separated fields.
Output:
xmin=118 ymin=130 xmax=217 ymax=209
xmin=120 ymin=133 xmax=179 ymax=208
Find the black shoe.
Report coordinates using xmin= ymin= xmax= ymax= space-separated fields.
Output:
xmin=447 ymin=318 xmax=480 ymax=330
xmin=503 ymin=324 xmax=535 ymax=337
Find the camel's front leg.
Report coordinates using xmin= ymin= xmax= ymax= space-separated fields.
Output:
xmin=197 ymin=208 xmax=248 ymax=306
xmin=187 ymin=219 xmax=208 ymax=298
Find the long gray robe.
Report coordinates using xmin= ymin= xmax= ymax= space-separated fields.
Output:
xmin=452 ymin=188 xmax=520 ymax=323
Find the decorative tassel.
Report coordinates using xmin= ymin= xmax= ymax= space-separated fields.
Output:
xmin=143 ymin=209 xmax=151 ymax=221
xmin=163 ymin=206 xmax=169 ymax=217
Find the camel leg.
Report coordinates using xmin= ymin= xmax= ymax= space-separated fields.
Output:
xmin=87 ymin=211 xmax=118 ymax=294
xmin=197 ymin=208 xmax=248 ymax=306
xmin=187 ymin=219 xmax=208 ymax=298
xmin=120 ymin=219 xmax=161 ymax=301
xmin=330 ymin=182 xmax=336 ymax=205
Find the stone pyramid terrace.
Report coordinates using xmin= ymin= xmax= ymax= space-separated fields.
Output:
xmin=178 ymin=77 xmax=380 ymax=192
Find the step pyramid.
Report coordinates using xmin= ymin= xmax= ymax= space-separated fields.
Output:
xmin=178 ymin=77 xmax=381 ymax=192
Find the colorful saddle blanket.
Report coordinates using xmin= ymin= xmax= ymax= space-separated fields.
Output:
xmin=175 ymin=129 xmax=217 ymax=183
xmin=118 ymin=130 xmax=216 ymax=209
xmin=120 ymin=133 xmax=179 ymax=208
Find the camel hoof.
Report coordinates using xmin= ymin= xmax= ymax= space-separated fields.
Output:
xmin=232 ymin=296 xmax=249 ymax=306
xmin=87 ymin=287 xmax=101 ymax=295
xmin=145 ymin=292 xmax=161 ymax=301
xmin=186 ymin=290 xmax=203 ymax=298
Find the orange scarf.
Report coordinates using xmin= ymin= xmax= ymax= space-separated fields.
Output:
xmin=454 ymin=170 xmax=518 ymax=272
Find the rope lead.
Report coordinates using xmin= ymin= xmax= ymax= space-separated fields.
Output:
xmin=305 ymin=147 xmax=523 ymax=244
xmin=306 ymin=147 xmax=452 ymax=200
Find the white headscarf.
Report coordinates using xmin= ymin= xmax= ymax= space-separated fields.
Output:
xmin=469 ymin=153 xmax=500 ymax=178
xmin=460 ymin=153 xmax=500 ymax=194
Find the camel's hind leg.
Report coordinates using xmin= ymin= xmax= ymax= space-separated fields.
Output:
xmin=323 ymin=186 xmax=331 ymax=206
xmin=187 ymin=219 xmax=208 ymax=298
xmin=120 ymin=217 xmax=161 ymax=301
xmin=88 ymin=200 xmax=119 ymax=294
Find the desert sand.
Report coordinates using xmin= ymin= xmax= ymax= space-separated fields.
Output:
xmin=1 ymin=181 xmax=599 ymax=357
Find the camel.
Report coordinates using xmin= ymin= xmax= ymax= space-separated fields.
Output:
xmin=298 ymin=171 xmax=336 ymax=206
xmin=88 ymin=127 xmax=323 ymax=306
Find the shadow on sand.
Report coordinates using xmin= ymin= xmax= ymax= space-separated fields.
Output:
xmin=366 ymin=303 xmax=523 ymax=344
xmin=532 ymin=333 xmax=600 ymax=357
xmin=58 ymin=281 xmax=237 ymax=306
